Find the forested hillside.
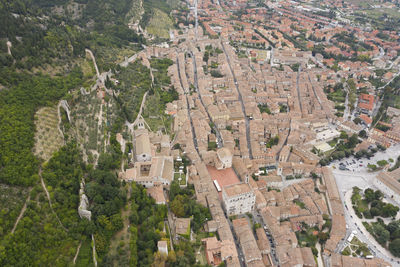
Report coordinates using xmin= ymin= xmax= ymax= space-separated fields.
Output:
xmin=0 ymin=0 xmax=177 ymax=266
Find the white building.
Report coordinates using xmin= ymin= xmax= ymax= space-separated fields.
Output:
xmin=222 ymin=183 xmax=255 ymax=216
xmin=216 ymin=147 xmax=233 ymax=170
xmin=374 ymin=169 xmax=400 ymax=205
xmin=316 ymin=129 xmax=340 ymax=142
xmin=135 ymin=119 xmax=152 ymax=162
xmin=123 ymin=156 xmax=174 ymax=188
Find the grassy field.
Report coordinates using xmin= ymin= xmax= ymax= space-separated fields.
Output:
xmin=386 ymin=93 xmax=400 ymax=109
xmin=79 ymin=58 xmax=96 ymax=79
xmin=142 ymin=93 xmax=173 ymax=133
xmin=146 ymin=9 xmax=174 ymax=39
xmin=33 ymin=106 xmax=64 ymax=161
xmin=365 ymin=8 xmax=400 ymax=20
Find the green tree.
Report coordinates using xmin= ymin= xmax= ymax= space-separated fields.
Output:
xmin=318 ymin=232 xmax=329 ymax=244
xmin=364 ymin=188 xmax=375 ymax=203
xmin=203 ymin=51 xmax=209 ymax=63
xmin=170 ymin=195 xmax=185 ymax=217
xmin=373 ymin=223 xmax=390 ymax=245
xmin=389 ymin=238 xmax=400 ymax=257
xmin=382 ymin=204 xmax=399 ymax=218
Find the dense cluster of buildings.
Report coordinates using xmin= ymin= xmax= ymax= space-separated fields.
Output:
xmin=164 ymin=19 xmax=395 ymax=264
xmin=119 ymin=0 xmax=400 ymax=265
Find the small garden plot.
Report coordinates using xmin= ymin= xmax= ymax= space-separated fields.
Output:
xmin=174 ymin=172 xmax=186 ymax=186
xmin=342 ymin=236 xmax=371 ymax=257
xmin=33 ymin=106 xmax=64 ymax=161
xmin=174 ymin=159 xmax=187 ymax=186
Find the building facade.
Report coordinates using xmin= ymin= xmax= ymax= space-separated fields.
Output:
xmin=222 ymin=183 xmax=255 ymax=216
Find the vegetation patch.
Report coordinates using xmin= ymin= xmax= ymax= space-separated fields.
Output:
xmin=0 ymin=184 xmax=30 ymax=238
xmin=352 ymin=187 xmax=399 ymax=219
xmin=142 ymin=58 xmax=178 ymax=133
xmin=146 ymin=9 xmax=174 ymax=39
xmin=33 ymin=106 xmax=64 ymax=162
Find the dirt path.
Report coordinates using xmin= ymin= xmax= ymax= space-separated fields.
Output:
xmin=7 ymin=41 xmax=12 ymax=56
xmin=11 ymin=188 xmax=32 ymax=234
xmin=57 ymin=101 xmax=66 ymax=142
xmin=39 ymin=168 xmax=68 ymax=232
xmin=85 ymin=49 xmax=100 ymax=79
xmin=134 ymin=91 xmax=148 ymax=125
xmin=126 ymin=91 xmax=149 ymax=133
xmin=92 ymin=234 xmax=98 ymax=267
xmin=73 ymin=241 xmax=82 ymax=264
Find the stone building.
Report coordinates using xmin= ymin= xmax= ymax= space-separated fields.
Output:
xmin=222 ymin=183 xmax=255 ymax=216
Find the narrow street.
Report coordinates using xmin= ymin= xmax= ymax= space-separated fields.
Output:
xmin=252 ymin=210 xmax=279 ymax=265
xmin=176 ymin=52 xmax=199 ymax=155
xmin=343 ymin=83 xmax=350 ymax=120
xmin=296 ymin=66 xmax=303 ymax=114
xmin=189 ymin=50 xmax=223 ymax=148
xmin=220 ymin=40 xmax=253 ymax=159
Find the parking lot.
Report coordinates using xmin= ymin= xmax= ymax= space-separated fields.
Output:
xmin=331 ymin=143 xmax=400 ymax=174
xmin=330 ymin=143 xmax=400 ymax=265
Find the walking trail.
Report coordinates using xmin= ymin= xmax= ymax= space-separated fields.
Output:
xmin=126 ymin=91 xmax=149 ymax=133
xmin=39 ymin=167 xmax=68 ymax=232
xmin=11 ymin=188 xmax=32 ymax=234
xmin=73 ymin=242 xmax=82 ymax=264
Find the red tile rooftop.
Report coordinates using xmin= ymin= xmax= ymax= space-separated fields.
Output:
xmin=207 ymin=165 xmax=240 ymax=199
xmin=359 ymin=114 xmax=372 ymax=125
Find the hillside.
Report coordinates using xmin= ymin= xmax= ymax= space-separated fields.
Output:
xmin=0 ymin=0 xmax=178 ymax=266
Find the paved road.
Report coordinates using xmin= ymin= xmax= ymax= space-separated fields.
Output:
xmin=296 ymin=66 xmax=303 ymax=113
xmin=330 ymin=144 xmax=400 ymax=265
xmin=377 ymin=63 xmax=400 ymax=92
xmin=331 ymin=143 xmax=400 ymax=176
xmin=251 ymin=209 xmax=279 ymax=265
xmin=189 ymin=50 xmax=223 ymax=148
xmin=220 ymin=40 xmax=253 ymax=159
xmin=337 ymin=190 xmax=400 ymax=266
xmin=343 ymin=83 xmax=350 ymax=120
xmin=175 ymin=52 xmax=199 ymax=155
